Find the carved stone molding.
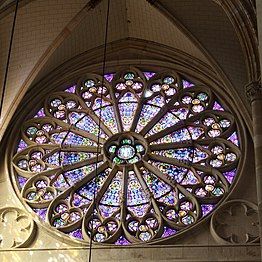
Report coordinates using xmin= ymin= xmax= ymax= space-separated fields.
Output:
xmin=210 ymin=200 xmax=259 ymax=244
xmin=0 ymin=207 xmax=36 ymax=248
xmin=245 ymin=81 xmax=262 ymax=102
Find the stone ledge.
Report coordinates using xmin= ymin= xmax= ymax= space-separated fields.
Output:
xmin=0 ymin=244 xmax=260 ymax=262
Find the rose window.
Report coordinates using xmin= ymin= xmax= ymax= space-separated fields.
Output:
xmin=12 ymin=68 xmax=241 ymax=244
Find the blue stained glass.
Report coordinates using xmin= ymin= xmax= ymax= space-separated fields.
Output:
xmin=201 ymin=204 xmax=215 ymax=216
xmin=227 ymin=132 xmax=239 ymax=147
xmin=162 ymin=227 xmax=177 ymax=238
xmin=146 ymin=112 xmax=180 ymax=137
xmin=63 ymin=164 xmax=100 ymax=185
xmin=171 ymin=108 xmax=189 ymax=120
xmin=100 ymin=172 xmax=122 ymax=206
xmin=151 ymin=128 xmax=191 ymax=144
xmin=51 ymin=132 xmax=67 ymax=144
xmin=127 ymin=204 xmax=150 ymax=217
xmin=17 ymin=139 xmax=28 ymax=152
xmin=188 ymin=126 xmax=204 ymax=140
xmin=14 ymin=69 xmax=240 ymax=244
xmin=149 ymin=161 xmax=188 ymax=183
xmin=94 ymin=106 xmax=119 ymax=134
xmin=51 ymin=132 xmax=97 ymax=146
xmin=53 ymin=174 xmax=70 ymax=189
xmin=118 ymin=103 xmax=137 ymax=131
xmin=223 ymin=169 xmax=236 ymax=184
xmin=34 ymin=108 xmax=45 ymax=118
xmin=181 ymin=170 xmax=199 ymax=185
xmin=119 ymin=92 xmax=137 ymax=102
xmin=17 ymin=175 xmax=28 ymax=189
xmin=192 ymin=148 xmax=208 ymax=163
xmin=69 ymin=228 xmax=83 ymax=240
xmin=33 ymin=208 xmax=47 ymax=220
xmin=127 ymin=172 xmax=149 ymax=206
xmin=147 ymin=95 xmax=165 ymax=107
xmin=98 ymin=205 xmax=119 ymax=218
xmin=158 ymin=191 xmax=177 ymax=205
xmin=153 ymin=148 xmax=195 ymax=162
xmin=76 ymin=168 xmax=110 ymax=201
xmin=92 ymin=98 xmax=110 ymax=110
xmin=72 ymin=193 xmax=91 ymax=207
xmin=76 ymin=115 xmax=107 ymax=138
xmin=142 ymin=169 xmax=171 ymax=199
xmin=46 ymin=152 xmax=95 ymax=166
xmin=135 ymin=104 xmax=160 ymax=133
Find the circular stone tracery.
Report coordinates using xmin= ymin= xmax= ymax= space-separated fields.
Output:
xmin=104 ymin=132 xmax=147 ymax=165
xmin=11 ymin=68 xmax=241 ymax=245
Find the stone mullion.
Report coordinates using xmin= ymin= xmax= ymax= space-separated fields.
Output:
xmin=146 ymin=119 xmax=188 ymax=143
xmin=130 ymin=77 xmax=148 ymax=132
xmin=59 ymin=145 xmax=100 ymax=153
xmin=130 ymin=101 xmax=144 ymax=132
xmin=83 ymin=110 xmax=113 ymax=137
xmin=108 ymin=81 xmax=123 ymax=132
xmin=133 ymin=164 xmax=164 ymax=231
xmin=120 ymin=167 xmax=128 ymax=225
xmin=246 ymin=80 xmax=262 ymax=254
xmin=89 ymin=167 xmax=118 ymax=205
xmin=142 ymin=160 xmax=177 ymax=189
xmin=49 ymin=118 xmax=106 ymax=144
xmin=139 ymin=104 xmax=169 ymax=136
xmin=62 ymin=154 xmax=104 ymax=172
xmin=150 ymin=141 xmax=196 ymax=151
xmin=149 ymin=153 xmax=213 ymax=174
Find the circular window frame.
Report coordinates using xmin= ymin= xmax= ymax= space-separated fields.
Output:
xmin=6 ymin=59 xmax=247 ymax=246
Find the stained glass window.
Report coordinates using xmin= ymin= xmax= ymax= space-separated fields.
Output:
xmin=12 ymin=68 xmax=240 ymax=244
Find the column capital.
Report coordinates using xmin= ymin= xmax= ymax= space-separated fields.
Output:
xmin=245 ymin=80 xmax=262 ymax=102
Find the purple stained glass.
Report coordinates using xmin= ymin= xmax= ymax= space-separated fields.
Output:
xmin=182 ymin=79 xmax=194 ymax=88
xmin=17 ymin=139 xmax=27 ymax=152
xmin=104 ymin=73 xmax=114 ymax=82
xmin=223 ymin=169 xmax=236 ymax=184
xmin=162 ymin=227 xmax=177 ymax=238
xmin=201 ymin=204 xmax=215 ymax=216
xmin=115 ymin=236 xmax=131 ymax=245
xmin=143 ymin=71 xmax=155 ymax=80
xmin=228 ymin=132 xmax=239 ymax=147
xmin=98 ymin=205 xmax=119 ymax=218
xmin=213 ymin=101 xmax=224 ymax=111
xmin=34 ymin=108 xmax=45 ymax=118
xmin=65 ymin=85 xmax=76 ymax=93
xmin=69 ymin=228 xmax=84 ymax=240
xmin=17 ymin=175 xmax=28 ymax=189
xmin=33 ymin=208 xmax=47 ymax=220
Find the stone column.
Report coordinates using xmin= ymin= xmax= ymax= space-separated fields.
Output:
xmin=246 ymin=81 xmax=262 ymax=255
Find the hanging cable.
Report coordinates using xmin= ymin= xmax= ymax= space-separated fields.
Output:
xmin=0 ymin=0 xmax=19 ymax=119
xmin=88 ymin=0 xmax=111 ymax=261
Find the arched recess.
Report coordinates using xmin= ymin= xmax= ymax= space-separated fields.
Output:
xmin=3 ymin=43 xmax=250 ymax=245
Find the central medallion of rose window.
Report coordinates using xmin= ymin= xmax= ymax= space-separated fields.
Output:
xmin=104 ymin=133 xmax=147 ymax=165
xmin=118 ymin=145 xmax=135 ymax=159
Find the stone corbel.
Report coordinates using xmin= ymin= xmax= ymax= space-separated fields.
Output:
xmin=245 ymin=80 xmax=262 ymax=103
